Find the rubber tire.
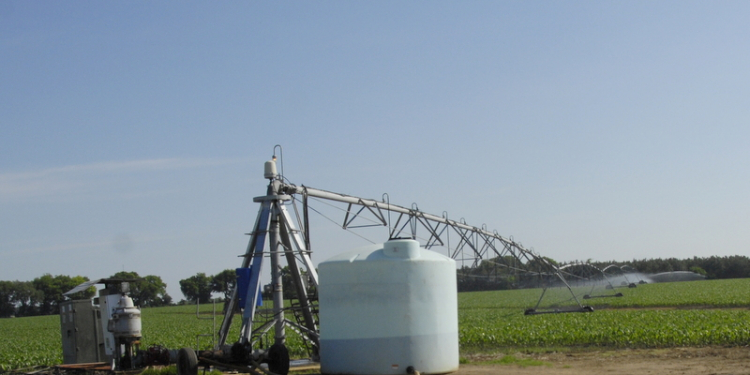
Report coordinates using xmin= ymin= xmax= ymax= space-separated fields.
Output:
xmin=267 ymin=343 xmax=290 ymax=375
xmin=177 ymin=347 xmax=198 ymax=375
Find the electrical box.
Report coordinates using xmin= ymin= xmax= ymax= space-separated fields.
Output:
xmin=60 ymin=300 xmax=106 ymax=364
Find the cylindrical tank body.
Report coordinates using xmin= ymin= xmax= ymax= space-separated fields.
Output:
xmin=319 ymin=239 xmax=458 ymax=375
xmin=108 ymin=295 xmax=142 ymax=339
xmin=264 ymin=160 xmax=278 ymax=179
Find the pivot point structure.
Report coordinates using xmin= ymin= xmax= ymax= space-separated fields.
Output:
xmin=180 ymin=148 xmax=591 ymax=375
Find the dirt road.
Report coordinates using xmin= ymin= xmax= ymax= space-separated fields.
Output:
xmin=456 ymin=347 xmax=750 ymax=375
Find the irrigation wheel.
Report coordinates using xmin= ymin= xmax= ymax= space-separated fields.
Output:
xmin=267 ymin=343 xmax=290 ymax=375
xmin=177 ymin=347 xmax=198 ymax=375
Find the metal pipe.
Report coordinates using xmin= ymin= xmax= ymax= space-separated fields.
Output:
xmin=281 ymin=182 xmax=561 ymax=278
xmin=270 ymin=202 xmax=286 ymax=346
xmin=282 ymin=183 xmax=519 ymax=246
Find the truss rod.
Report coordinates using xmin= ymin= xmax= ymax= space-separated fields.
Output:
xmin=280 ymin=181 xmax=586 ymax=312
xmin=282 ymin=183 xmax=532 ymax=253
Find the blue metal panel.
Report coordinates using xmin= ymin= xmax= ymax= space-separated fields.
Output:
xmin=236 ymin=268 xmax=251 ymax=309
xmin=236 ymin=268 xmax=263 ymax=309
xmin=243 ymin=202 xmax=271 ymax=319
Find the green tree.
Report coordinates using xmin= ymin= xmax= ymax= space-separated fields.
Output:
xmin=180 ymin=273 xmax=213 ymax=303
xmin=13 ymin=281 xmax=42 ymax=317
xmin=110 ymin=271 xmax=172 ymax=307
xmin=525 ymin=256 xmax=558 ymax=275
xmin=279 ymin=266 xmax=317 ymax=300
xmin=33 ymin=274 xmax=93 ymax=315
xmin=211 ymin=269 xmax=237 ymax=302
xmin=212 ymin=269 xmax=240 ymax=313
xmin=0 ymin=281 xmax=14 ymax=317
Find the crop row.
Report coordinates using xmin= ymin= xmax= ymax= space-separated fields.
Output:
xmin=142 ymin=304 xmax=312 ymax=357
xmin=0 ymin=314 xmax=61 ymax=371
xmin=0 ymin=302 xmax=310 ymax=371
xmin=459 ymin=308 xmax=750 ymax=349
xmin=2 ymin=279 xmax=749 ymax=370
xmin=458 ymin=279 xmax=750 ymax=310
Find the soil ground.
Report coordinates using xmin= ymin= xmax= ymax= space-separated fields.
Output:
xmin=456 ymin=347 xmax=750 ymax=375
xmin=25 ymin=347 xmax=750 ymax=375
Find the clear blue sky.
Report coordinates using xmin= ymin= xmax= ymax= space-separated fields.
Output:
xmin=2 ymin=2 xmax=749 ymax=301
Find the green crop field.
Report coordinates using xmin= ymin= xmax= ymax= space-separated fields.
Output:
xmin=0 ymin=313 xmax=61 ymax=371
xmin=2 ymin=279 xmax=750 ymax=371
xmin=460 ymin=278 xmax=750 ymax=310
xmin=459 ymin=278 xmax=750 ymax=350
xmin=0 ymin=301 xmax=306 ymax=371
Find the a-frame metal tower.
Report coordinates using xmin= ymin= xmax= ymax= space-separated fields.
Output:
xmin=183 ymin=151 xmax=591 ymax=375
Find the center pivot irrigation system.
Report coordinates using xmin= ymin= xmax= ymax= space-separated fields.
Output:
xmin=177 ymin=148 xmax=595 ymax=375
xmin=558 ymin=262 xmax=623 ymax=300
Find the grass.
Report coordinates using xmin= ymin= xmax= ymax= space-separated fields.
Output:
xmin=458 ymin=279 xmax=750 ymax=351
xmin=458 ymin=279 xmax=750 ymax=310
xmin=2 ymin=278 xmax=750 ymax=370
xmin=459 ymin=308 xmax=750 ymax=350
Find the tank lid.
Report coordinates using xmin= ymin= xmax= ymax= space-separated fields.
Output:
xmin=383 ymin=238 xmax=420 ymax=259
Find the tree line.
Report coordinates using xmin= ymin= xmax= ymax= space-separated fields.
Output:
xmin=178 ymin=267 xmax=314 ymax=305
xmin=178 ymin=269 xmax=236 ymax=304
xmin=5 ymin=255 xmax=749 ymax=317
xmin=458 ymin=255 xmax=750 ymax=292
xmin=0 ymin=271 xmax=172 ymax=318
xmin=588 ymin=255 xmax=750 ymax=280
xmin=0 ymin=269 xmax=245 ymax=318
xmin=0 ymin=274 xmax=93 ymax=318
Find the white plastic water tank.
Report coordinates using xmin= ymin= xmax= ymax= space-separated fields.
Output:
xmin=318 ymin=239 xmax=458 ymax=375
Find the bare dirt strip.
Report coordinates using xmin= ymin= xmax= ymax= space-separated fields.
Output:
xmin=456 ymin=347 xmax=750 ymax=375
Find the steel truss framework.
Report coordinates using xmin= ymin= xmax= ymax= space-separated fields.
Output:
xmin=216 ymin=177 xmax=592 ymax=356
xmin=603 ymin=264 xmax=647 ymax=287
xmin=283 ymin=183 xmax=587 ymax=307
xmin=558 ymin=262 xmax=623 ymax=300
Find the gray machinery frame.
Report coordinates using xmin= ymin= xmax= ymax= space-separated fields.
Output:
xmin=559 ymin=262 xmax=623 ymax=300
xmin=216 ymin=168 xmax=589 ymax=355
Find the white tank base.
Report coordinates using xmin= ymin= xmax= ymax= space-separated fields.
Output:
xmin=318 ymin=239 xmax=459 ymax=375
xmin=321 ymin=331 xmax=459 ymax=375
